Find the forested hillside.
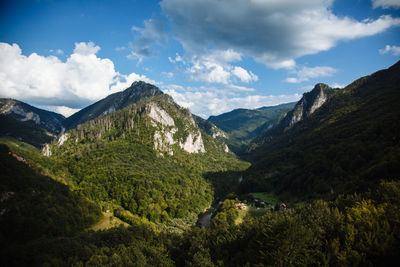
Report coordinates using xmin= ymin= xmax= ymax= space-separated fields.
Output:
xmin=0 ymin=115 xmax=54 ymax=148
xmin=42 ymin=94 xmax=249 ymax=225
xmin=242 ymin=60 xmax=400 ymax=200
xmin=64 ymin=81 xmax=163 ymax=130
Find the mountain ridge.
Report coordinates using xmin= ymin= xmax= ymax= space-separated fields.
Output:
xmin=64 ymin=81 xmax=164 ymax=130
xmin=0 ymin=98 xmax=65 ymax=134
xmin=242 ymin=60 xmax=400 ymax=199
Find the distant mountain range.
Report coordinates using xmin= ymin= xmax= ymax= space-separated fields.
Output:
xmin=208 ymin=102 xmax=296 ymax=153
xmin=1 ymin=60 xmax=399 ymax=205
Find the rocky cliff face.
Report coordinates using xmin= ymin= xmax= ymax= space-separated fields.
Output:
xmin=147 ymin=102 xmax=205 ymax=155
xmin=246 ymin=84 xmax=339 ymax=154
xmin=281 ymin=83 xmax=338 ymax=130
xmin=0 ymin=98 xmax=65 ymax=134
xmin=44 ymin=92 xmax=222 ymax=157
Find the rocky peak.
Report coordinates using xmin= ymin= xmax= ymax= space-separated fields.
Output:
xmin=121 ymin=81 xmax=163 ymax=102
xmin=64 ymin=81 xmax=164 ymax=130
xmin=288 ymin=83 xmax=337 ymax=127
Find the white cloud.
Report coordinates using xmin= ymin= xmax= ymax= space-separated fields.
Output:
xmin=372 ymin=0 xmax=400 ymax=9
xmin=128 ymin=17 xmax=167 ymax=61
xmin=0 ymin=42 xmax=155 ymax=110
xmin=162 ymin=71 xmax=174 ymax=78
xmin=232 ymin=66 xmax=258 ymax=83
xmin=73 ymin=42 xmax=101 ymax=55
xmin=168 ymin=53 xmax=184 ymax=63
xmin=285 ymin=66 xmax=337 ymax=83
xmin=187 ymin=49 xmax=258 ymax=84
xmin=161 ymin=0 xmax=400 ymax=69
xmin=331 ymin=82 xmax=346 ymax=88
xmin=379 ymin=44 xmax=400 ymax=55
xmin=56 ymin=106 xmax=81 ymax=117
xmin=162 ymin=85 xmax=301 ymax=118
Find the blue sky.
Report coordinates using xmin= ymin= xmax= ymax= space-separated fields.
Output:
xmin=0 ymin=0 xmax=399 ymax=118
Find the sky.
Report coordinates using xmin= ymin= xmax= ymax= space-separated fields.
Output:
xmin=0 ymin=0 xmax=399 ymax=118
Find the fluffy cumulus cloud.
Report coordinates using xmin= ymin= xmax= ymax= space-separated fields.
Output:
xmin=372 ymin=0 xmax=400 ymax=9
xmin=179 ymin=49 xmax=258 ymax=84
xmin=285 ymin=66 xmax=337 ymax=83
xmin=0 ymin=42 xmax=155 ymax=116
xmin=162 ymin=84 xmax=300 ymax=118
xmin=379 ymin=44 xmax=400 ymax=55
xmin=160 ymin=0 xmax=400 ymax=69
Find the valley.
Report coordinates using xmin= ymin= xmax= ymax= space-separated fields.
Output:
xmin=1 ymin=61 xmax=400 ymax=266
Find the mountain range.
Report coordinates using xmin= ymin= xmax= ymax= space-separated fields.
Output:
xmin=1 ymin=60 xmax=400 ymax=266
xmin=208 ymin=102 xmax=295 ymax=153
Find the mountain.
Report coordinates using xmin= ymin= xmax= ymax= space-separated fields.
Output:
xmin=277 ymin=83 xmax=338 ymax=130
xmin=247 ymin=83 xmax=338 ymax=152
xmin=242 ymin=60 xmax=400 ymax=200
xmin=64 ymin=81 xmax=163 ymax=130
xmin=42 ymin=89 xmax=248 ymax=225
xmin=0 ymin=115 xmax=53 ymax=148
xmin=0 ymin=98 xmax=65 ymax=133
xmin=193 ymin=114 xmax=229 ymax=151
xmin=208 ymin=102 xmax=296 ymax=153
xmin=2 ymin=66 xmax=400 ymax=267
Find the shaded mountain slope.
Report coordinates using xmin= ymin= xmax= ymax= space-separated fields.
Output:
xmin=247 ymin=83 xmax=338 ymax=153
xmin=0 ymin=98 xmax=65 ymax=133
xmin=0 ymin=115 xmax=53 ymax=148
xmin=0 ymin=143 xmax=101 ymax=246
xmin=242 ymin=60 xmax=400 ymax=200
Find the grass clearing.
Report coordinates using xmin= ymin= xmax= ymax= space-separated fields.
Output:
xmin=248 ymin=207 xmax=270 ymax=218
xmin=91 ymin=212 xmax=129 ymax=231
xmin=250 ymin=192 xmax=281 ymax=205
xmin=0 ymin=137 xmax=39 ymax=152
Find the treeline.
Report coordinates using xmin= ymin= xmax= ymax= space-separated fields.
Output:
xmin=172 ymin=180 xmax=400 ymax=266
xmin=3 ymin=178 xmax=400 ymax=266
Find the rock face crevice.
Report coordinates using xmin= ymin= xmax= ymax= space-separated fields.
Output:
xmin=147 ymin=102 xmax=205 ymax=155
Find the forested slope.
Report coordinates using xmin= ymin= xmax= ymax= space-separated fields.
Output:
xmin=44 ymin=94 xmax=249 ymax=224
xmin=242 ymin=60 xmax=400 ymax=200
